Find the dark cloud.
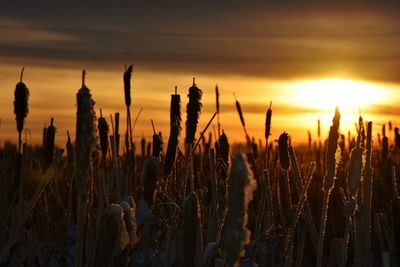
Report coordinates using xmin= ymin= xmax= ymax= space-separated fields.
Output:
xmin=1 ymin=2 xmax=400 ymax=82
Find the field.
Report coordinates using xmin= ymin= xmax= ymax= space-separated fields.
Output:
xmin=1 ymin=67 xmax=399 ymax=267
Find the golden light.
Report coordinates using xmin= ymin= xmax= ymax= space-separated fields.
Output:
xmin=280 ymin=77 xmax=399 ymax=139
xmin=289 ymin=77 xmax=391 ymax=112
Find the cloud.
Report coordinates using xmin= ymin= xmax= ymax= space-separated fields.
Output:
xmin=0 ymin=2 xmax=400 ymax=83
xmin=0 ymin=18 xmax=76 ymax=44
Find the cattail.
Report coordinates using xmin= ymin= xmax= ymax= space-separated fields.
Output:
xmin=151 ymin=120 xmax=163 ymax=158
xmin=347 ymin=146 xmax=363 ymax=197
xmin=183 ymin=192 xmax=202 ymax=267
xmin=142 ymin=157 xmax=160 ymax=208
xmin=76 ymin=70 xmax=97 ymax=186
xmin=123 ymin=65 xmax=133 ymax=108
xmin=75 ymin=70 xmax=97 ymax=267
xmin=389 ymin=121 xmax=393 ymax=131
xmin=164 ymin=117 xmax=180 ymax=176
xmin=98 ymin=109 xmax=109 ymax=158
xmin=216 ymin=84 xmax=220 ymax=115
xmin=220 ymin=151 xmax=256 ymax=267
xmin=44 ymin=118 xmax=55 ymax=169
xmin=14 ymin=67 xmax=30 ymax=151
xmin=152 ymin=133 xmax=163 ymax=158
xmin=265 ymin=101 xmax=272 ymax=139
xmin=170 ymin=86 xmax=181 ymax=129
xmin=141 ymin=136 xmax=146 ymax=158
xmin=216 ymin=84 xmax=221 ymax=136
xmin=119 ymin=198 xmax=139 ymax=246
xmin=97 ymin=204 xmax=130 ymax=267
xmin=323 ymin=107 xmax=341 ymax=192
xmin=186 ymin=78 xmax=202 ymax=145
xmin=234 ymin=94 xmax=246 ymax=129
xmin=317 ymin=107 xmax=341 ymax=267
xmin=279 ymin=132 xmax=290 ymax=170
xmin=218 ymin=131 xmax=230 ymax=165
xmin=115 ymin=112 xmax=120 ymax=155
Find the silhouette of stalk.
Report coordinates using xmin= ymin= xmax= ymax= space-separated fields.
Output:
xmin=164 ymin=87 xmax=181 ymax=176
xmin=216 ymin=84 xmax=220 ymax=137
xmin=316 ymin=107 xmax=341 ymax=267
xmin=289 ymin=146 xmax=319 ymax=252
xmin=115 ymin=112 xmax=120 ymax=156
xmin=123 ymin=64 xmax=135 ymax=195
xmin=356 ymin=121 xmax=373 ymax=266
xmin=192 ymin=111 xmax=217 ymax=152
xmin=234 ymin=94 xmax=251 ymax=146
xmin=150 ymin=119 xmax=162 ymax=159
xmin=44 ymin=118 xmax=55 ymax=170
xmin=98 ymin=109 xmax=109 ymax=204
xmin=279 ymin=132 xmax=292 ymax=220
xmin=14 ymin=67 xmax=29 ymax=154
xmin=220 ymin=151 xmax=257 ymax=266
xmin=75 ymin=70 xmax=97 ymax=267
xmin=264 ymin=101 xmax=272 ymax=168
xmin=123 ymin=65 xmax=134 ymax=153
xmin=186 ymin=78 xmax=202 ymax=146
xmin=281 ymin=161 xmax=316 ymax=263
xmin=13 ymin=67 xmax=29 ymax=204
xmin=142 ymin=156 xmax=160 ymax=208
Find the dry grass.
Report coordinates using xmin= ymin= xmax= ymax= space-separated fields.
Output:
xmin=1 ymin=67 xmax=400 ymax=267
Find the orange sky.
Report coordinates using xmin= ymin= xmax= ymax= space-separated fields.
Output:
xmin=1 ymin=2 xmax=400 ymax=147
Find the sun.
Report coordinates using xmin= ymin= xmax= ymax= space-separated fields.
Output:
xmin=289 ymin=77 xmax=390 ymax=113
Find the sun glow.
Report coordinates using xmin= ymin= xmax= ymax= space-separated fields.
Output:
xmin=289 ymin=77 xmax=391 ymax=112
xmin=278 ymin=77 xmax=399 ymax=139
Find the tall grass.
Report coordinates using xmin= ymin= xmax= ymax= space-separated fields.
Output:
xmin=1 ymin=67 xmax=399 ymax=267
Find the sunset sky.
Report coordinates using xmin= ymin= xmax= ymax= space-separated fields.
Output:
xmin=1 ymin=2 xmax=400 ymax=146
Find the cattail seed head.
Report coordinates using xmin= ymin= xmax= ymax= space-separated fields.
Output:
xmin=278 ymin=132 xmax=290 ymax=171
xmin=234 ymin=95 xmax=246 ymax=129
xmin=44 ymin=118 xmax=56 ymax=169
xmin=152 ymin=132 xmax=163 ymax=158
xmin=101 ymin=204 xmax=130 ymax=258
xmin=142 ymin=156 xmax=160 ymax=208
xmin=347 ymin=146 xmax=363 ymax=197
xmin=14 ymin=67 xmax=30 ymax=133
xmin=265 ymin=101 xmax=272 ymax=139
xmin=220 ymin=151 xmax=256 ymax=267
xmin=323 ymin=107 xmax=341 ymax=192
xmin=119 ymin=200 xmax=139 ymax=246
xmin=123 ymin=65 xmax=133 ymax=108
xmin=75 ymin=70 xmax=97 ymax=191
xmin=216 ymin=85 xmax=220 ymax=114
xmin=98 ymin=110 xmax=109 ymax=158
xmin=186 ymin=78 xmax=202 ymax=145
xmin=218 ymin=131 xmax=230 ymax=165
xmin=171 ymin=86 xmax=181 ymax=130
